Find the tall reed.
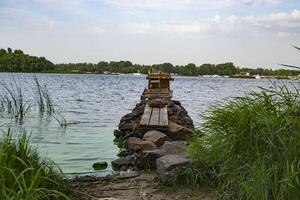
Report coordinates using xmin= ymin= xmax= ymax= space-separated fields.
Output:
xmin=185 ymin=84 xmax=300 ymax=200
xmin=0 ymin=75 xmax=31 ymax=122
xmin=0 ymin=129 xmax=71 ymax=200
xmin=32 ymin=75 xmax=54 ymax=113
xmin=49 ymin=112 xmax=78 ymax=128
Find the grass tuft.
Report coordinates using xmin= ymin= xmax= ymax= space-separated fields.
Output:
xmin=0 ymin=128 xmax=71 ymax=200
xmin=185 ymin=83 xmax=300 ymax=200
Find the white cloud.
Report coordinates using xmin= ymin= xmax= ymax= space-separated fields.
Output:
xmin=0 ymin=7 xmax=58 ymax=32
xmin=124 ymin=15 xmax=241 ymax=35
xmin=123 ymin=9 xmax=300 ymax=36
xmin=105 ymin=0 xmax=280 ymax=9
xmin=125 ymin=21 xmax=212 ymax=34
xmin=105 ymin=0 xmax=191 ymax=9
xmin=33 ymin=0 xmax=85 ymax=14
xmin=245 ymin=9 xmax=300 ymax=34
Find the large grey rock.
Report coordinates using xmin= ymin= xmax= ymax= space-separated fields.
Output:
xmin=119 ymin=121 xmax=136 ymax=132
xmin=156 ymin=154 xmax=191 ymax=185
xmin=167 ymin=121 xmax=192 ymax=140
xmin=160 ymin=141 xmax=188 ymax=155
xmin=136 ymin=149 xmax=163 ymax=169
xmin=143 ymin=130 xmax=169 ymax=147
xmin=111 ymin=157 xmax=133 ymax=171
xmin=127 ymin=137 xmax=156 ymax=152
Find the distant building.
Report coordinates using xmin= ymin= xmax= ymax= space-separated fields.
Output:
xmin=240 ymin=72 xmax=250 ymax=76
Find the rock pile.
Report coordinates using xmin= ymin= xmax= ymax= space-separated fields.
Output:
xmin=112 ymin=99 xmax=194 ymax=185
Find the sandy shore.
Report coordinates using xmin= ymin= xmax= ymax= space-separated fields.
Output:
xmin=69 ymin=172 xmax=216 ymax=200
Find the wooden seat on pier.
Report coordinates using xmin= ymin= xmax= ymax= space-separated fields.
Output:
xmin=142 ymin=88 xmax=173 ymax=100
xmin=140 ymin=104 xmax=168 ymax=130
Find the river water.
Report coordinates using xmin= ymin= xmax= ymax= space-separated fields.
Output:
xmin=0 ymin=73 xmax=298 ymax=175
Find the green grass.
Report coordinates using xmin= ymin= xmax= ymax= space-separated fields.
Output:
xmin=184 ymin=83 xmax=300 ymax=200
xmin=0 ymin=129 xmax=71 ymax=200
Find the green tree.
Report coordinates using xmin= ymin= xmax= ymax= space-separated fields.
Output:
xmin=7 ymin=47 xmax=12 ymax=54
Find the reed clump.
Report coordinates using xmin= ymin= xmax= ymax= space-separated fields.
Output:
xmin=33 ymin=75 xmax=54 ymax=113
xmin=185 ymin=84 xmax=300 ymax=200
xmin=0 ymin=129 xmax=71 ymax=200
xmin=0 ymin=75 xmax=31 ymax=121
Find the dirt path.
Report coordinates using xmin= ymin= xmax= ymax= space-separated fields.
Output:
xmin=70 ymin=172 xmax=216 ymax=200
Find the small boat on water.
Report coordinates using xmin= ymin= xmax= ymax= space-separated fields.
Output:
xmin=255 ymin=74 xmax=261 ymax=79
xmin=132 ymin=70 xmax=141 ymax=76
xmin=201 ymin=75 xmax=222 ymax=78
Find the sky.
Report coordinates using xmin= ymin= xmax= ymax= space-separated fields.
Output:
xmin=0 ymin=0 xmax=300 ymax=68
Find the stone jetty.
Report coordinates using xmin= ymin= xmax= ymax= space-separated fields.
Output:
xmin=112 ymin=72 xmax=194 ymax=185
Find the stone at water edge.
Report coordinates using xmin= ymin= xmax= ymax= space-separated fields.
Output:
xmin=136 ymin=149 xmax=163 ymax=169
xmin=172 ymin=100 xmax=181 ymax=106
xmin=117 ymin=149 xmax=131 ymax=157
xmin=160 ymin=141 xmax=188 ymax=155
xmin=111 ymin=157 xmax=133 ymax=171
xmin=113 ymin=129 xmax=122 ymax=138
xmin=125 ymin=154 xmax=137 ymax=163
xmin=167 ymin=121 xmax=193 ymax=140
xmin=127 ymin=137 xmax=157 ymax=152
xmin=156 ymin=154 xmax=191 ymax=185
xmin=143 ymin=130 xmax=169 ymax=147
xmin=92 ymin=161 xmax=108 ymax=170
xmin=118 ymin=121 xmax=136 ymax=132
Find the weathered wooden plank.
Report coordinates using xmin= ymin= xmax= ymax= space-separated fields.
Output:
xmin=149 ymin=107 xmax=160 ymax=126
xmin=142 ymin=88 xmax=173 ymax=100
xmin=159 ymin=106 xmax=168 ymax=127
xmin=140 ymin=104 xmax=152 ymax=126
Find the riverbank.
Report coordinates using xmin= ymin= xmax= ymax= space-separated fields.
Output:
xmin=69 ymin=172 xmax=216 ymax=200
xmin=0 ymin=128 xmax=216 ymax=200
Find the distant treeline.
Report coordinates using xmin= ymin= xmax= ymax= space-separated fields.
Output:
xmin=0 ymin=48 xmax=55 ymax=72
xmin=55 ymin=62 xmax=238 ymax=76
xmin=0 ymin=48 xmax=299 ymax=76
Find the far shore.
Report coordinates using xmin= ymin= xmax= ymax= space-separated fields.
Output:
xmin=1 ymin=71 xmax=299 ymax=80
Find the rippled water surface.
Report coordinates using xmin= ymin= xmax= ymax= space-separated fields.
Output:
xmin=0 ymin=73 xmax=298 ymax=175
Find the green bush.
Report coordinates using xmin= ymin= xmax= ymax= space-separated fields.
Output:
xmin=0 ymin=129 xmax=71 ymax=200
xmin=188 ymin=84 xmax=300 ymax=200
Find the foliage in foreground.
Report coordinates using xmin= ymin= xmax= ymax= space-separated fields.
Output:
xmin=0 ymin=129 xmax=71 ymax=200
xmin=186 ymin=84 xmax=300 ymax=200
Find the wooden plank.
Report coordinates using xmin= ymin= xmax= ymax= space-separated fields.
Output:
xmin=140 ymin=104 xmax=152 ymax=126
xmin=159 ymin=106 xmax=168 ymax=126
xmin=142 ymin=88 xmax=173 ymax=100
xmin=149 ymin=107 xmax=160 ymax=126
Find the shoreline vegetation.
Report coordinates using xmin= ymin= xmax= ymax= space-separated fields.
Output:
xmin=0 ymin=129 xmax=71 ymax=200
xmin=183 ymin=84 xmax=300 ymax=200
xmin=1 ymin=48 xmax=300 ymax=80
